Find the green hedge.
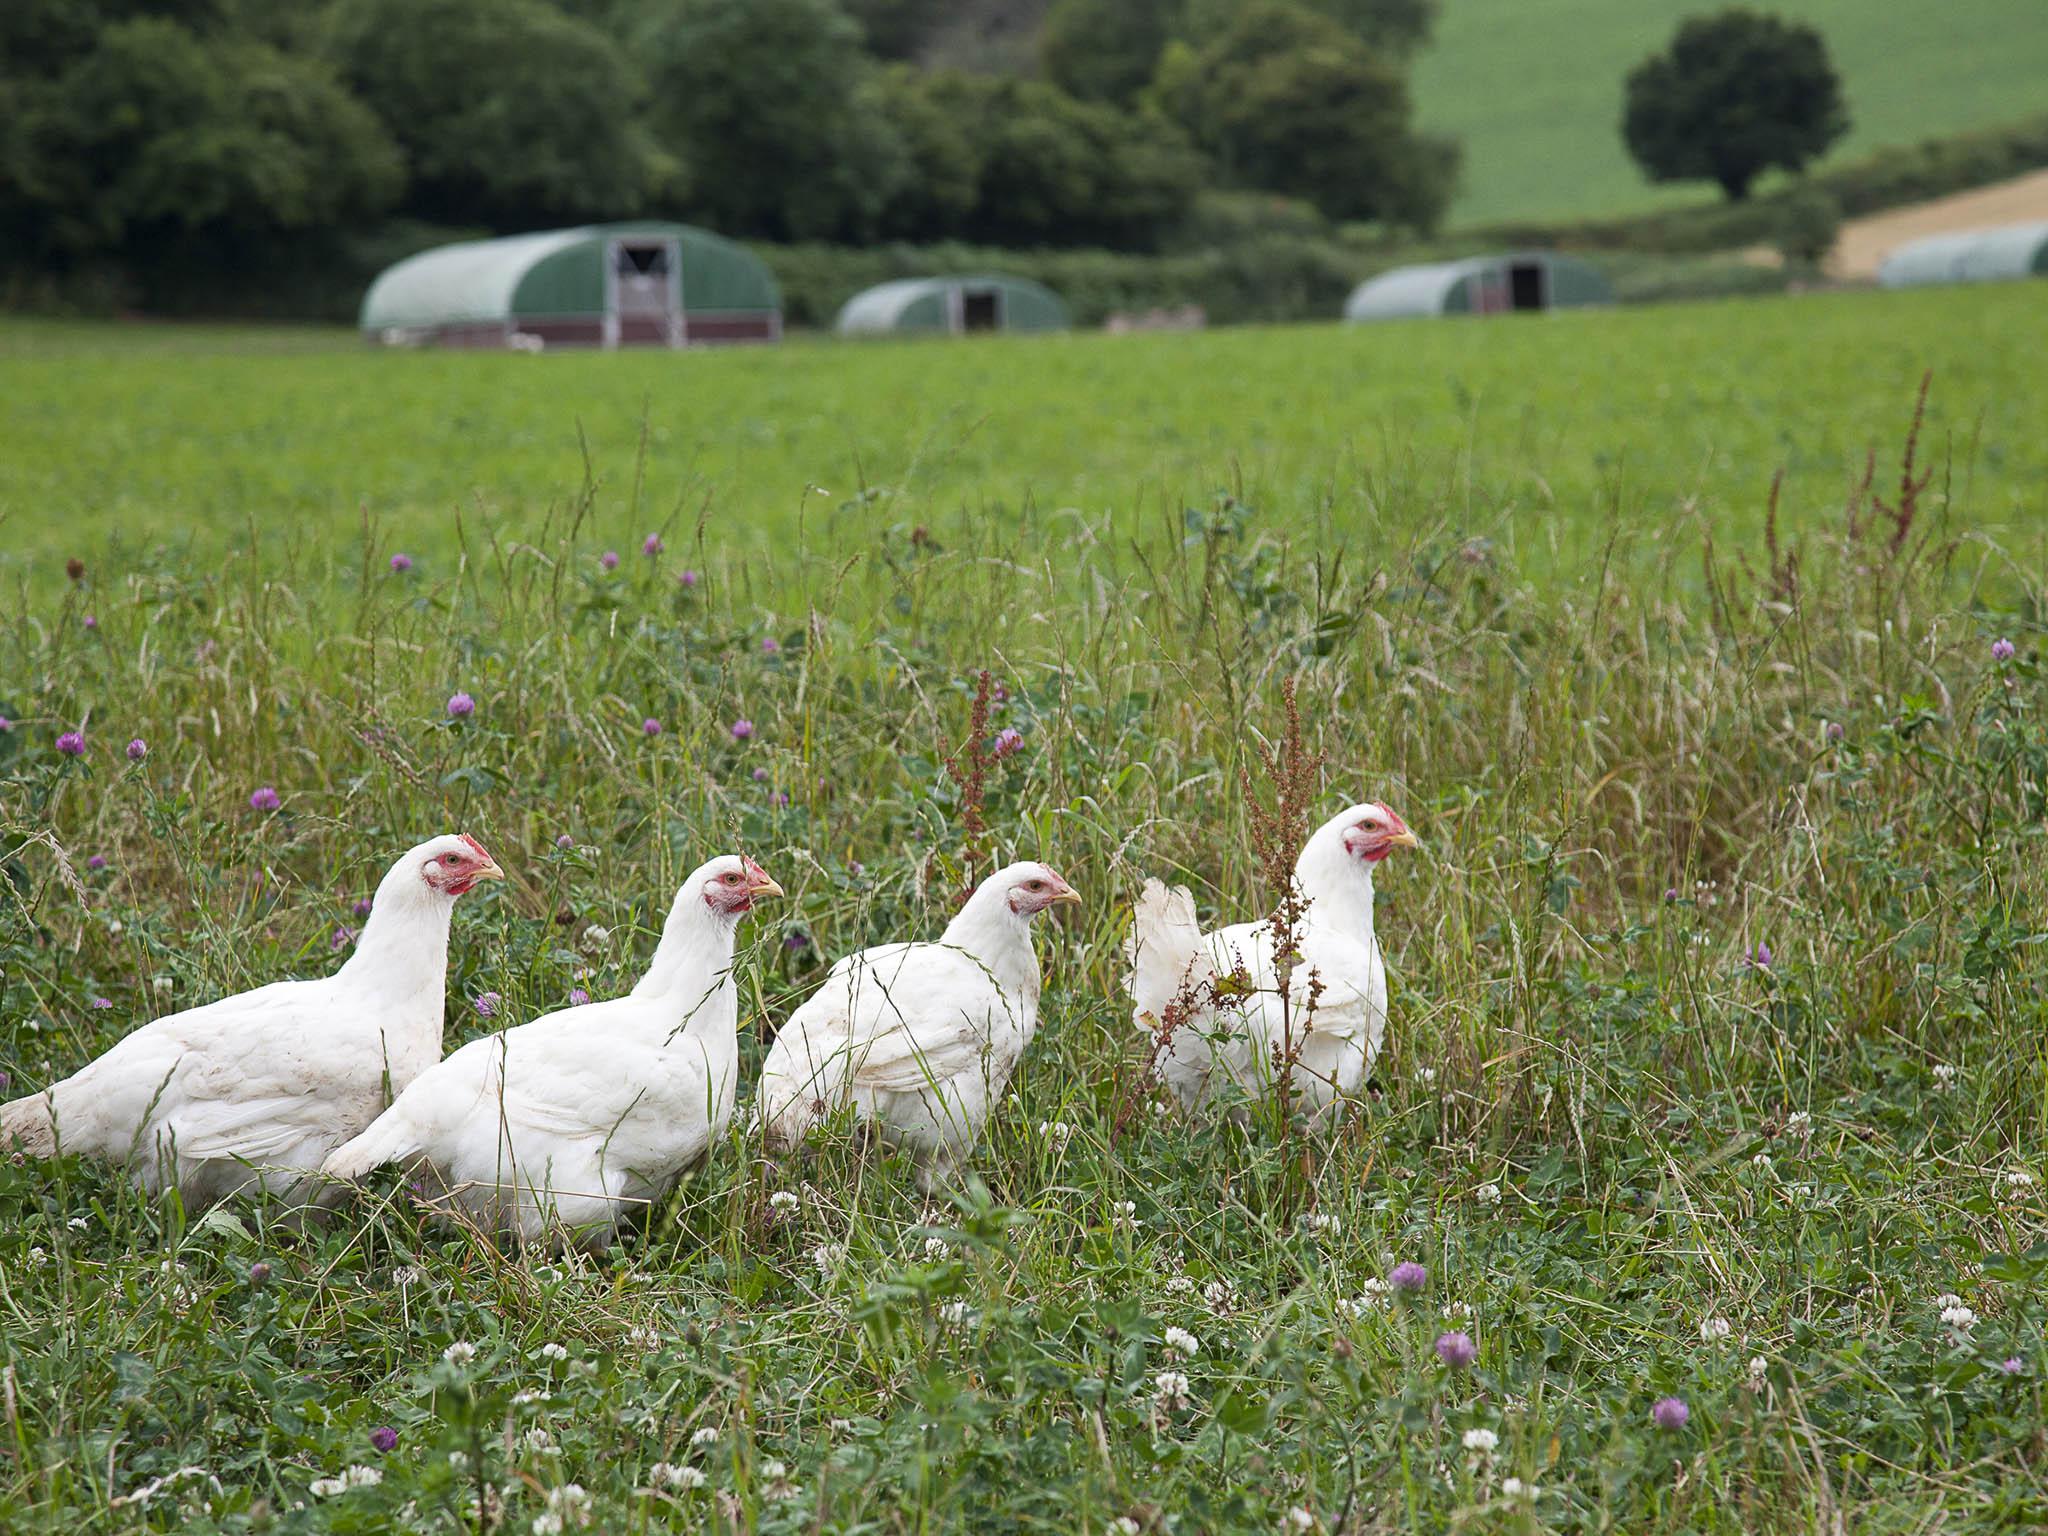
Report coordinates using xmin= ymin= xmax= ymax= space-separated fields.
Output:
xmin=1480 ymin=111 xmax=2048 ymax=255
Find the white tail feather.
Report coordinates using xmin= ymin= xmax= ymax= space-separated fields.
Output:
xmin=318 ymin=1114 xmax=418 ymax=1183
xmin=1123 ymin=879 xmax=1210 ymax=1029
xmin=0 ymin=1093 xmax=58 ymax=1157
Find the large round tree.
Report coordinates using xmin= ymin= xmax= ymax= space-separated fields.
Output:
xmin=1623 ymin=8 xmax=1849 ymax=201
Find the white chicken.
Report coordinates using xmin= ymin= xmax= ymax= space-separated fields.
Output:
xmin=756 ymin=861 xmax=1079 ymax=1189
xmin=0 ymin=833 xmax=503 ymax=1208
xmin=1125 ymin=802 xmax=1417 ymax=1116
xmin=320 ymin=854 xmax=780 ymax=1247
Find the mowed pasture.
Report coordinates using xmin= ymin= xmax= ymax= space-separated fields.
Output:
xmin=3 ymin=285 xmax=2048 ymax=1533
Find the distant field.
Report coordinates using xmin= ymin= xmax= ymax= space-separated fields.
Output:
xmin=4 ymin=283 xmax=2045 ymax=593
xmin=1417 ymin=0 xmax=2048 ymax=225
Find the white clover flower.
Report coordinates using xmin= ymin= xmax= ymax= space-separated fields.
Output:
xmin=1746 ymin=1355 xmax=1768 ymax=1391
xmin=538 ymin=1342 xmax=569 ymax=1362
xmin=544 ymin=1484 xmax=590 ymax=1525
xmin=768 ymin=1189 xmax=800 ymax=1215
xmin=152 ymin=975 xmax=174 ymax=994
xmin=1443 ymin=1301 xmax=1474 ymax=1322
xmin=523 ymin=1427 xmax=559 ymax=1455
xmin=511 ymin=1389 xmax=549 ymax=1408
xmin=1784 ymin=1110 xmax=1811 ymax=1137
xmin=1699 ymin=1316 xmax=1732 ymax=1342
xmin=26 ymin=1245 xmax=49 ymax=1269
xmin=1285 ymin=1507 xmax=1316 ymax=1532
xmin=1110 ymin=1519 xmax=1142 ymax=1536
xmin=1499 ymin=1477 xmax=1537 ymax=1500
xmin=1461 ymin=1427 xmax=1499 ymax=1453
xmin=1750 ymin=1153 xmax=1774 ymax=1172
xmin=1999 ymin=1170 xmax=2036 ymax=1202
xmin=1934 ymin=1292 xmax=1964 ymax=1309
xmin=442 ymin=1341 xmax=477 ymax=1365
xmin=310 ymin=1465 xmax=382 ymax=1498
xmin=67 ymin=1215 xmax=89 ymax=1231
xmin=531 ymin=1515 xmax=563 ymax=1536
xmin=1113 ymin=1200 xmax=1138 ymax=1227
xmin=1337 ymin=1295 xmax=1379 ymax=1319
xmin=921 ymin=1236 xmax=952 ymax=1263
xmin=811 ymin=1241 xmax=848 ymax=1277
xmin=1165 ymin=1274 xmax=1197 ymax=1297
xmin=1301 ymin=1212 xmax=1342 ymax=1237
xmin=1154 ymin=1369 xmax=1192 ymax=1412
xmin=1474 ymin=1182 xmax=1502 ymax=1207
xmin=1163 ymin=1326 xmax=1199 ymax=1358
xmin=628 ymin=1325 xmax=661 ymax=1350
xmin=448 ymin=1451 xmax=470 ymax=1471
xmin=1941 ymin=1304 xmax=1977 ymax=1330
xmin=579 ymin=925 xmax=611 ymax=953
xmin=1038 ymin=1120 xmax=1073 ymax=1149
xmin=691 ymin=1426 xmax=721 ymax=1448
xmin=1414 ymin=1066 xmax=1438 ymax=1085
xmin=649 ymin=1462 xmax=706 ymax=1490
xmin=1202 ymin=1279 xmax=1237 ymax=1313
xmin=1933 ymin=1064 xmax=1958 ymax=1088
xmin=938 ymin=1300 xmax=972 ymax=1327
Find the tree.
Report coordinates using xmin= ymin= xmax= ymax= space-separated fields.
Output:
xmin=1623 ymin=8 xmax=1849 ymax=201
xmin=840 ymin=0 xmax=947 ymax=59
xmin=639 ymin=0 xmax=908 ymax=242
xmin=1184 ymin=0 xmax=1437 ymax=57
xmin=1158 ymin=0 xmax=1457 ymax=228
xmin=23 ymin=17 xmax=401 ymax=254
xmin=1041 ymin=0 xmax=1178 ymax=106
xmin=325 ymin=0 xmax=674 ymax=229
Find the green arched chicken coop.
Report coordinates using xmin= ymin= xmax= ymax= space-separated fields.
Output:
xmin=834 ymin=275 xmax=1069 ymax=337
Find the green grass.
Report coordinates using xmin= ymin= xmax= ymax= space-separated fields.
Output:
xmin=4 ymin=284 xmax=2047 ymax=583
xmin=1415 ymin=0 xmax=2048 ymax=225
xmin=3 ymin=289 xmax=2048 ymax=1531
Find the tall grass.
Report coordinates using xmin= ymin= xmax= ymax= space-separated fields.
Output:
xmin=1 ymin=367 xmax=2045 ymax=1532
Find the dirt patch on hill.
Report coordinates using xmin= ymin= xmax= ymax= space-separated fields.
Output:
xmin=1829 ymin=168 xmax=2048 ymax=278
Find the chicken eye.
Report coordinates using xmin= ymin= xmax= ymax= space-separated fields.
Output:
xmin=1027 ymin=880 xmax=1044 ymax=890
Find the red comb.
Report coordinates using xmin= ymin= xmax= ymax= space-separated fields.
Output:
xmin=460 ymin=833 xmax=495 ymax=863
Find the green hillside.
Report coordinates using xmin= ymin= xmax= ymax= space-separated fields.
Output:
xmin=1417 ymin=0 xmax=2048 ymax=225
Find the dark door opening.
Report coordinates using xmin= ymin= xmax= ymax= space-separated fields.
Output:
xmin=961 ymin=288 xmax=1000 ymax=332
xmin=1508 ymin=261 xmax=1545 ymax=311
xmin=617 ymin=243 xmax=670 ymax=279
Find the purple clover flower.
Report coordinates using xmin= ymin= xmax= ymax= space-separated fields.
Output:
xmin=2000 ymin=1356 xmax=2024 ymax=1375
xmin=1651 ymin=1396 xmax=1689 ymax=1430
xmin=784 ymin=931 xmax=811 ymax=952
xmin=389 ymin=553 xmax=413 ymax=573
xmin=447 ymin=692 xmax=475 ymax=719
xmin=474 ymin=991 xmax=502 ymax=1019
xmin=87 ymin=854 xmax=107 ymax=872
xmin=83 ymin=615 xmax=98 ymax=631
xmin=678 ymin=569 xmax=700 ymax=589
xmin=1389 ymin=1262 xmax=1427 ymax=1293
xmin=556 ymin=834 xmax=574 ymax=850
xmin=770 ymin=791 xmax=789 ymax=809
xmin=761 ymin=636 xmax=780 ymax=654
xmin=57 ymin=731 xmax=85 ymax=757
xmin=126 ymin=738 xmax=147 ymax=761
xmin=91 ymin=997 xmax=112 ymax=1010
xmin=601 ymin=550 xmax=620 ymax=570
xmin=370 ymin=1426 xmax=399 ymax=1453
xmin=1992 ymin=638 xmax=2016 ymax=662
xmin=1751 ymin=941 xmax=1772 ymax=969
xmin=249 ymin=786 xmax=281 ymax=812
xmin=752 ymin=767 xmax=769 ymax=782
xmin=569 ymin=988 xmax=591 ymax=1006
xmin=248 ymin=1261 xmax=272 ymax=1285
xmin=1434 ymin=1331 xmax=1477 ymax=1369
xmin=0 ymin=717 xmax=11 ymax=732
xmin=353 ymin=897 xmax=374 ymax=918
xmin=1825 ymin=720 xmax=1844 ymax=742
xmin=331 ymin=926 xmax=357 ymax=951
xmin=642 ymin=718 xmax=663 ymax=737
xmin=730 ymin=719 xmax=754 ymax=741
xmin=642 ymin=533 xmax=664 ymax=556
xmin=991 ymin=727 xmax=1024 ymax=759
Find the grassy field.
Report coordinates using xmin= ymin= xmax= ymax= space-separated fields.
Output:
xmin=3 ymin=287 xmax=2048 ymax=1532
xmin=1416 ymin=0 xmax=2048 ymax=224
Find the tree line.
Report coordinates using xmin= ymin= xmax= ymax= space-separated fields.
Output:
xmin=0 ymin=0 xmax=1458 ymax=305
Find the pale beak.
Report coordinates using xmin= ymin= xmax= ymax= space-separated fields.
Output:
xmin=474 ymin=858 xmax=507 ymax=882
xmin=1386 ymin=828 xmax=1420 ymax=851
xmin=1048 ymin=881 xmax=1082 ymax=908
xmin=748 ymin=871 xmax=785 ymax=898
